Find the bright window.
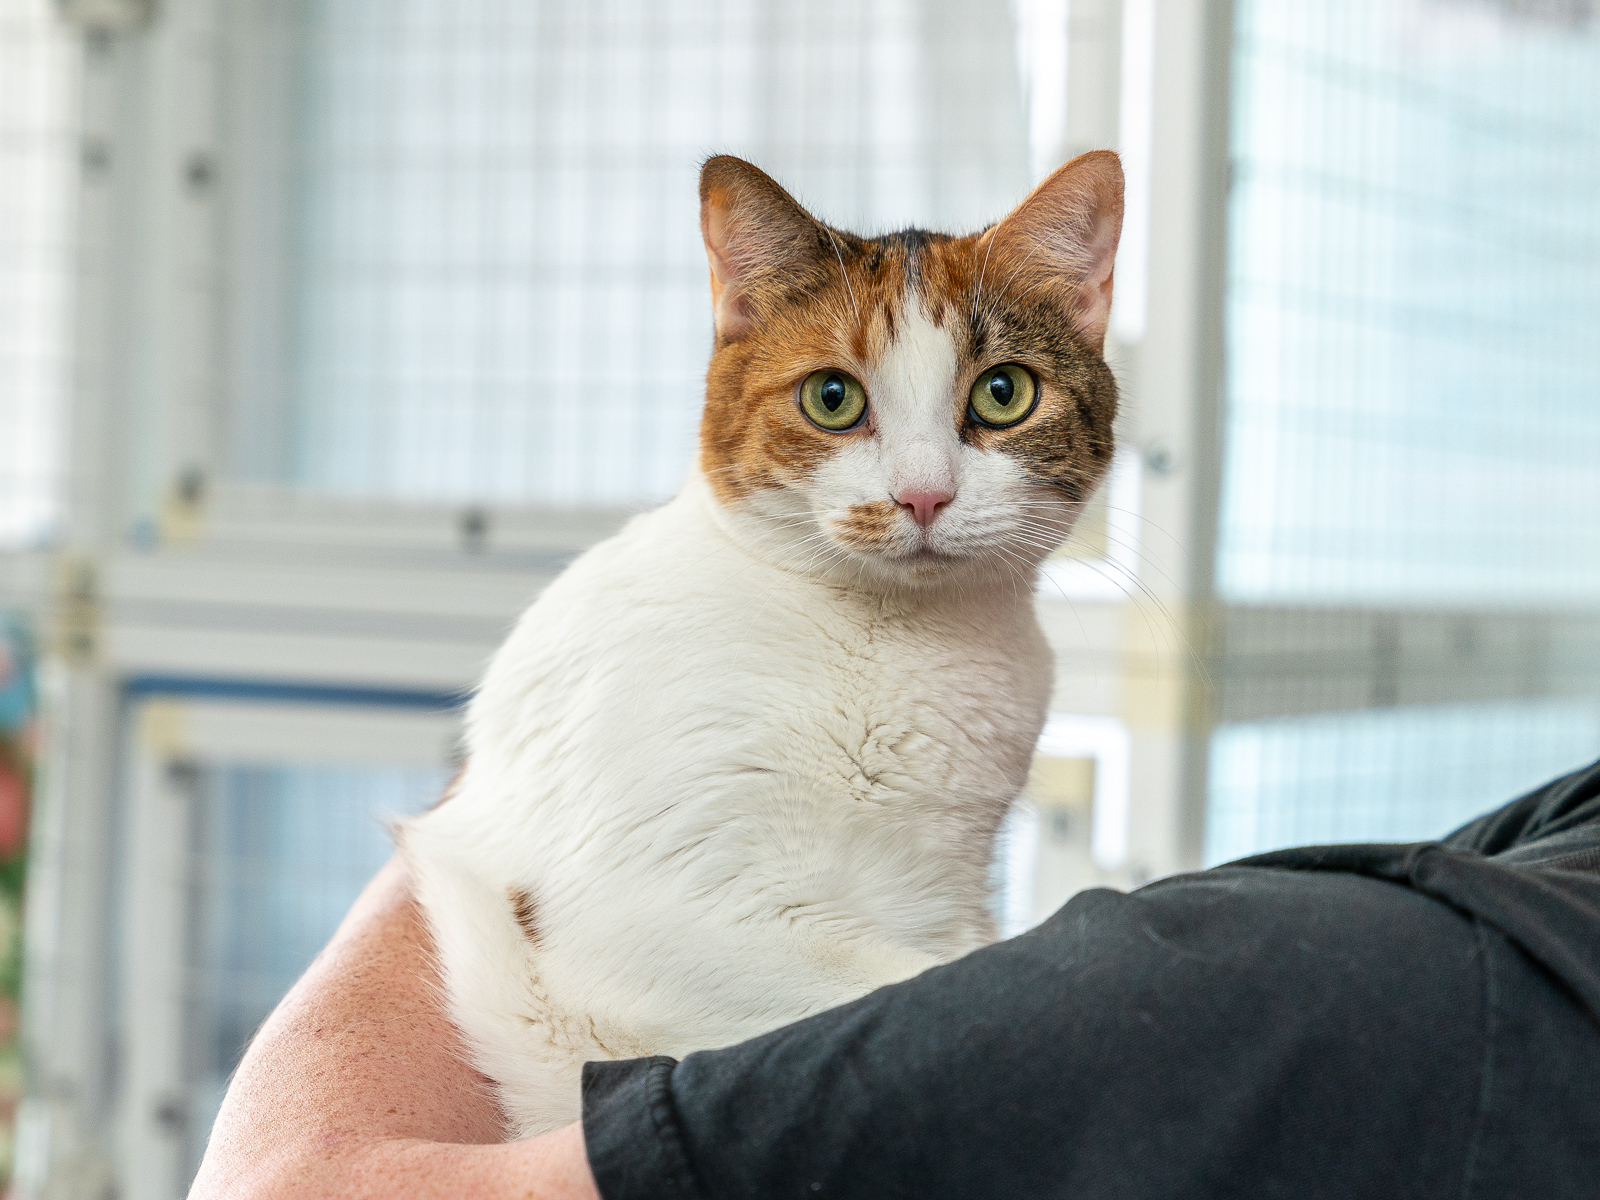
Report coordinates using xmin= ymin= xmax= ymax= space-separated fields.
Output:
xmin=220 ymin=0 xmax=1031 ymax=505
xmin=1218 ymin=0 xmax=1600 ymax=606
xmin=1206 ymin=698 xmax=1600 ymax=864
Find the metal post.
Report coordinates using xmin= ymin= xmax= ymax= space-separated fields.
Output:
xmin=15 ymin=2 xmax=182 ymax=1196
xmin=1114 ymin=0 xmax=1233 ymax=880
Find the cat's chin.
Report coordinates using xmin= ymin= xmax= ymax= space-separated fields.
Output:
xmin=876 ymin=547 xmax=960 ymax=583
xmin=810 ymin=543 xmax=1041 ymax=595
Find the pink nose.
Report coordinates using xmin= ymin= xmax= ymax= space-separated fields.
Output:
xmin=894 ymin=488 xmax=954 ymax=530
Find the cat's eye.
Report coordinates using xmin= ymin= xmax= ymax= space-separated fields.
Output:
xmin=968 ymin=364 xmax=1038 ymax=428
xmin=799 ymin=370 xmax=868 ymax=432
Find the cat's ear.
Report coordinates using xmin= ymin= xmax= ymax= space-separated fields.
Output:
xmin=979 ymin=150 xmax=1124 ymax=353
xmin=699 ymin=156 xmax=833 ymax=342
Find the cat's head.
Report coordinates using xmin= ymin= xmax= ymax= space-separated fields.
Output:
xmin=697 ymin=152 xmax=1123 ymax=594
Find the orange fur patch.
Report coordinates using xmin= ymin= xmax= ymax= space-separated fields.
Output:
xmin=699 ymin=238 xmax=912 ymax=503
xmin=833 ymin=500 xmax=904 ymax=552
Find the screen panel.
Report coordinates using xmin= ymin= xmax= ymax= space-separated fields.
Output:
xmin=0 ymin=0 xmax=76 ymax=549
xmin=180 ymin=761 xmax=451 ymax=1182
xmin=1205 ymin=696 xmax=1600 ymax=864
xmin=1218 ymin=0 xmax=1600 ymax=607
xmin=219 ymin=0 xmax=1030 ymax=506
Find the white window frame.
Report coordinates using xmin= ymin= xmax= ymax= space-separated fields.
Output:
xmin=116 ymin=693 xmax=461 ymax=1200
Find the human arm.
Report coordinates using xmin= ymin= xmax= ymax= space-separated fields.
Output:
xmin=189 ymin=855 xmax=600 ymax=1200
xmin=193 ymin=764 xmax=1600 ymax=1199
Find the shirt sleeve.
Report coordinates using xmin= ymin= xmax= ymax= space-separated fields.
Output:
xmin=1441 ymin=755 xmax=1600 ymax=856
xmin=581 ymin=860 xmax=1600 ymax=1200
xmin=582 ymin=1056 xmax=700 ymax=1197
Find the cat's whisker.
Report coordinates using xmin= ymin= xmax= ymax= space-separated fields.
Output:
xmin=972 ymin=240 xmax=1047 ymax=331
xmin=1096 ymin=505 xmax=1191 ymax=554
xmin=1028 ymin=543 xmax=1208 ymax=682
xmin=985 ymin=541 xmax=1041 ymax=598
xmin=969 ymin=215 xmax=1006 ymax=325
xmin=824 ymin=228 xmax=860 ymax=323
xmin=1012 ymin=515 xmax=1192 ymax=604
xmin=1007 ymin=490 xmax=1194 ymax=562
xmin=983 ymin=241 xmax=1060 ymax=315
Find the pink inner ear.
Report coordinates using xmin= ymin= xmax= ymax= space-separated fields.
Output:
xmin=698 ymin=157 xmax=835 ymax=344
xmin=1070 ymin=209 xmax=1121 ymax=349
xmin=985 ymin=151 xmax=1125 ymax=352
xmin=702 ymin=203 xmax=736 ymax=284
xmin=700 ymin=194 xmax=757 ymax=340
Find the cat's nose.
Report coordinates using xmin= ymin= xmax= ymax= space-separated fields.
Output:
xmin=894 ymin=488 xmax=954 ymax=530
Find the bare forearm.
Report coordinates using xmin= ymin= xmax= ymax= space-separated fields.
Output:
xmin=197 ymin=1126 xmax=595 ymax=1200
xmin=190 ymin=856 xmax=599 ymax=1200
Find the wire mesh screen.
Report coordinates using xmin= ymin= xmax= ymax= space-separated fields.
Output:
xmin=0 ymin=0 xmax=75 ymax=548
xmin=220 ymin=0 xmax=1030 ymax=505
xmin=181 ymin=761 xmax=451 ymax=1182
xmin=1204 ymin=697 xmax=1600 ymax=864
xmin=1217 ymin=0 xmax=1600 ymax=605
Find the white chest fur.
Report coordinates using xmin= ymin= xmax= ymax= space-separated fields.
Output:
xmin=403 ymin=477 xmax=1053 ymax=1136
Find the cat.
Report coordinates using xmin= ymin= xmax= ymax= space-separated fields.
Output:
xmin=401 ymin=149 xmax=1124 ymax=1138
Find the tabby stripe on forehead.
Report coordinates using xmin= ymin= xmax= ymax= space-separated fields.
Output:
xmin=965 ymin=310 xmax=992 ymax=361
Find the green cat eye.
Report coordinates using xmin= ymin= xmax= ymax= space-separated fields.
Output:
xmin=799 ymin=370 xmax=868 ymax=431
xmin=968 ymin=364 xmax=1038 ymax=428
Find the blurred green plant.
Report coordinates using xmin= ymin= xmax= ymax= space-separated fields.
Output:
xmin=0 ymin=616 xmax=36 ymax=1181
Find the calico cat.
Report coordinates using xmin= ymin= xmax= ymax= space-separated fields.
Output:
xmin=402 ymin=150 xmax=1124 ymax=1137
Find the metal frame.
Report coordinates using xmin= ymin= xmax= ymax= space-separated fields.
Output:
xmin=115 ymin=694 xmax=460 ymax=1200
xmin=1030 ymin=0 xmax=1237 ymax=888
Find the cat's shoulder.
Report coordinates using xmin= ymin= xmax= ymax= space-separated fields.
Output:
xmin=548 ymin=487 xmax=740 ymax=588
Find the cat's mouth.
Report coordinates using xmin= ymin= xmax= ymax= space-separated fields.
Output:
xmin=830 ymin=501 xmax=963 ymax=560
xmin=892 ymin=545 xmax=956 ymax=561
xmin=819 ymin=501 xmax=991 ymax=578
xmin=880 ymin=544 xmax=966 ymax=573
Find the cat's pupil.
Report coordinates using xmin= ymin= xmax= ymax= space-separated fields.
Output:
xmin=821 ymin=375 xmax=846 ymax=412
xmin=988 ymin=373 xmax=1014 ymax=407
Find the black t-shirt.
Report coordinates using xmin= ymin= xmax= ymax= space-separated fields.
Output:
xmin=583 ymin=760 xmax=1600 ymax=1199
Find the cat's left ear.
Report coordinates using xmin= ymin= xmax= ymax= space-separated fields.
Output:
xmin=700 ymin=156 xmax=835 ymax=343
xmin=979 ymin=150 xmax=1125 ymax=353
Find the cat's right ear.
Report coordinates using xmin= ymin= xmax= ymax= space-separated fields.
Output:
xmin=699 ymin=156 xmax=831 ymax=342
xmin=978 ymin=150 xmax=1124 ymax=354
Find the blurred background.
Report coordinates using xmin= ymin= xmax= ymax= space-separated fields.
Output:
xmin=0 ymin=0 xmax=1598 ymax=1194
